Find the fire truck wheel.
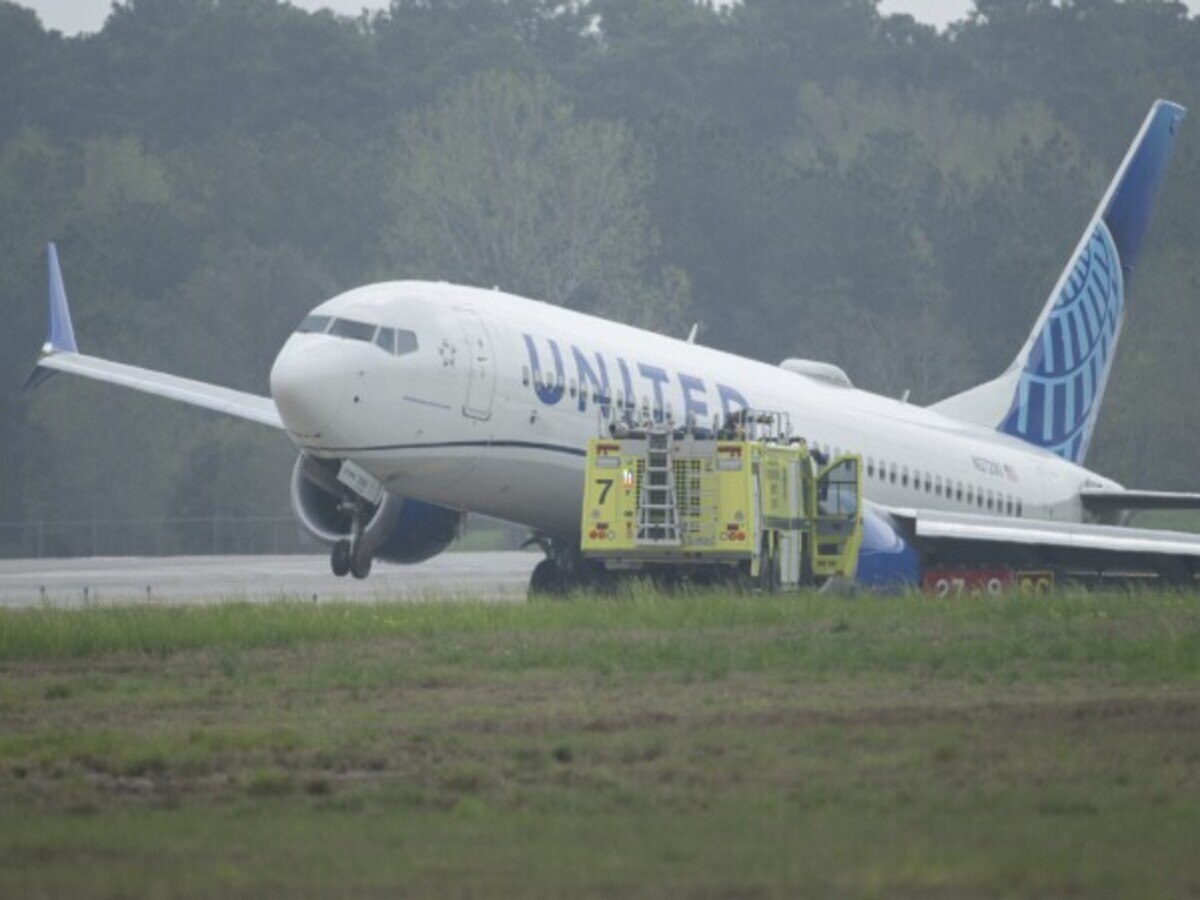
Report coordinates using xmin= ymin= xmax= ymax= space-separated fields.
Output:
xmin=758 ymin=544 xmax=778 ymax=592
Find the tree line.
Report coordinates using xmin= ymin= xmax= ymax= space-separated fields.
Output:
xmin=1 ymin=0 xmax=1198 ymax=554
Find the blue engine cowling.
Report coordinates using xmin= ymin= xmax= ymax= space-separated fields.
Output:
xmin=854 ymin=504 xmax=921 ymax=589
xmin=371 ymin=496 xmax=463 ymax=563
xmin=290 ymin=456 xmax=461 ymax=564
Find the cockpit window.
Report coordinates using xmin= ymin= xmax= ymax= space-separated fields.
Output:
xmin=394 ymin=329 xmax=418 ymax=356
xmin=328 ymin=318 xmax=377 ymax=342
xmin=305 ymin=316 xmax=418 ymax=355
xmin=296 ymin=314 xmax=331 ymax=334
xmin=370 ymin=327 xmax=420 ymax=355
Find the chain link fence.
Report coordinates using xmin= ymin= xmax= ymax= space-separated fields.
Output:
xmin=0 ymin=515 xmax=529 ymax=559
xmin=0 ymin=516 xmax=319 ymax=559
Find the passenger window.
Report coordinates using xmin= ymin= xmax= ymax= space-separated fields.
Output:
xmin=522 ymin=366 xmax=531 ymax=387
xmin=296 ymin=314 xmax=331 ymax=334
xmin=889 ymin=463 xmax=897 ymax=484
xmin=569 ymin=378 xmax=578 ymax=399
xmin=375 ymin=327 xmax=395 ymax=353
xmin=866 ymin=457 xmax=875 ymax=478
xmin=924 ymin=474 xmax=932 ymax=493
xmin=986 ymin=489 xmax=994 ymax=510
xmin=956 ymin=482 xmax=964 ymax=502
xmin=901 ymin=466 xmax=909 ymax=488
xmin=977 ymin=489 xmax=985 ymax=508
xmin=328 ymin=318 xmax=377 ymax=342
xmin=966 ymin=486 xmax=974 ymax=505
xmin=935 ymin=475 xmax=943 ymax=496
xmin=394 ymin=329 xmax=418 ymax=356
xmin=1017 ymin=500 xmax=1024 ymax=517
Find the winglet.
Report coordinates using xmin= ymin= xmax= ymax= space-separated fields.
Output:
xmin=44 ymin=243 xmax=78 ymax=354
xmin=24 ymin=243 xmax=78 ymax=390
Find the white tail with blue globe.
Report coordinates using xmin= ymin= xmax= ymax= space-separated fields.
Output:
xmin=933 ymin=100 xmax=1186 ymax=465
xmin=998 ymin=218 xmax=1123 ymax=463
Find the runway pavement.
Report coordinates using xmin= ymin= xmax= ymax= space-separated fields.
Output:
xmin=0 ymin=552 xmax=541 ymax=607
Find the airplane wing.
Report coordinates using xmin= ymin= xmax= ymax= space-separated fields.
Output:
xmin=24 ymin=244 xmax=284 ymax=430
xmin=885 ymin=506 xmax=1200 ymax=581
xmin=29 ymin=351 xmax=283 ymax=428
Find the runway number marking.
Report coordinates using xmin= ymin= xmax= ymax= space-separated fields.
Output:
xmin=931 ymin=576 xmax=1007 ymax=598
xmin=923 ymin=567 xmax=1013 ymax=597
xmin=923 ymin=568 xmax=1056 ymax=596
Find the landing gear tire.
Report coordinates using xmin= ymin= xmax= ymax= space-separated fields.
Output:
xmin=331 ymin=540 xmax=351 ymax=577
xmin=527 ymin=536 xmax=622 ymax=598
xmin=338 ymin=496 xmax=373 ymax=580
xmin=529 ymin=558 xmax=565 ymax=597
xmin=757 ymin=540 xmax=778 ymax=592
xmin=350 ymin=544 xmax=373 ymax=580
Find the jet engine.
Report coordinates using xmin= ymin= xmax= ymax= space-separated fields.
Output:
xmin=290 ymin=455 xmax=462 ymax=566
xmin=854 ymin=506 xmax=921 ymax=588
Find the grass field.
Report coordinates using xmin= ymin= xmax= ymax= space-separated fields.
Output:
xmin=1135 ymin=509 xmax=1200 ymax=534
xmin=1 ymin=588 xmax=1199 ymax=898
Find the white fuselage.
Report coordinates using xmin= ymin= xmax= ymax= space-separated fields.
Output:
xmin=268 ymin=281 xmax=1121 ymax=537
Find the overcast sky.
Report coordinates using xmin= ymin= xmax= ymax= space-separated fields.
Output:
xmin=13 ymin=0 xmax=1197 ymax=35
xmin=15 ymin=0 xmax=999 ymax=35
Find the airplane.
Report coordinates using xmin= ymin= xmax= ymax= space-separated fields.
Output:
xmin=25 ymin=100 xmax=1200 ymax=593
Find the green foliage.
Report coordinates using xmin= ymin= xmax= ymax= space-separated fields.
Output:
xmin=2 ymin=589 xmax=1198 ymax=680
xmin=387 ymin=72 xmax=689 ymax=329
xmin=1 ymin=0 xmax=1199 ymax=538
xmin=77 ymin=137 xmax=172 ymax=215
xmin=1 ymin=591 xmax=1199 ymax=895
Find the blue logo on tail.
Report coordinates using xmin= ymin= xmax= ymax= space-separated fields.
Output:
xmin=999 ymin=221 xmax=1124 ymax=464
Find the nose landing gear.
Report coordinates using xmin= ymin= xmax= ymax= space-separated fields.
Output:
xmin=329 ymin=498 xmax=374 ymax=579
xmin=331 ymin=539 xmax=351 ymax=577
xmin=350 ymin=544 xmax=372 ymax=579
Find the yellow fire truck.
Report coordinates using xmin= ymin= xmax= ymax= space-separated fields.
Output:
xmin=579 ymin=413 xmax=864 ymax=589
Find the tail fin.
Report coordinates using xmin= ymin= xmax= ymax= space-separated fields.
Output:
xmin=932 ymin=100 xmax=1186 ymax=465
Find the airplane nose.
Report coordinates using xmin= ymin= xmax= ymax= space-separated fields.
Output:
xmin=270 ymin=338 xmax=350 ymax=441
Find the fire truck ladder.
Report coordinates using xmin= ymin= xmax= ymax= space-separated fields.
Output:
xmin=636 ymin=429 xmax=682 ymax=545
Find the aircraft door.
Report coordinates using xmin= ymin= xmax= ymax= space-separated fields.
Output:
xmin=455 ymin=309 xmax=496 ymax=421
